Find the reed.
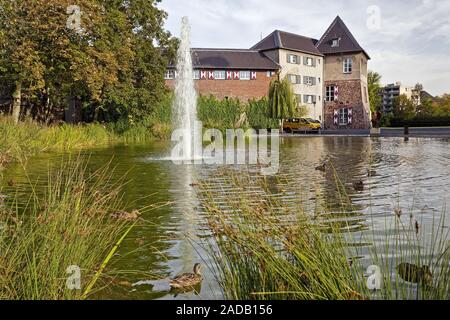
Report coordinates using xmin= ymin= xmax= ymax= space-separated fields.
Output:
xmin=0 ymin=160 xmax=134 ymax=300
xmin=199 ymin=169 xmax=449 ymax=300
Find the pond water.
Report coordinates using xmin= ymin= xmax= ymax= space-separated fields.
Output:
xmin=1 ymin=136 xmax=449 ymax=299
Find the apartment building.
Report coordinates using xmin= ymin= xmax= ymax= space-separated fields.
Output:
xmin=251 ymin=31 xmax=324 ymax=121
xmin=382 ymin=82 xmax=421 ymax=113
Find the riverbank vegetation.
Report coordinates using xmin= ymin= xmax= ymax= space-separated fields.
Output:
xmin=199 ymin=170 xmax=449 ymax=300
xmin=0 ymin=161 xmax=135 ymax=299
xmin=0 ymin=116 xmax=156 ymax=170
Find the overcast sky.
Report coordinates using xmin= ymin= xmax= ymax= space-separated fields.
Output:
xmin=158 ymin=0 xmax=450 ymax=96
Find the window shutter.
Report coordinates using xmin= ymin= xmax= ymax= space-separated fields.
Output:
xmin=312 ymin=77 xmax=316 ymax=85
xmin=226 ymin=71 xmax=233 ymax=80
xmin=303 ymin=56 xmax=307 ymax=65
xmin=313 ymin=95 xmax=317 ymax=103
xmin=234 ymin=71 xmax=240 ymax=80
xmin=303 ymin=76 xmax=307 ymax=84
xmin=251 ymin=71 xmax=257 ymax=80
xmin=312 ymin=58 xmax=316 ymax=67
xmin=208 ymin=71 xmax=215 ymax=80
xmin=297 ymin=55 xmax=301 ymax=64
xmin=348 ymin=108 xmax=353 ymax=124
xmin=333 ymin=109 xmax=339 ymax=125
xmin=297 ymin=75 xmax=301 ymax=84
xmin=200 ymin=71 xmax=207 ymax=80
xmin=334 ymin=86 xmax=339 ymax=101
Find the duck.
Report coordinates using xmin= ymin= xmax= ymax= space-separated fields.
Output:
xmin=170 ymin=263 xmax=202 ymax=289
xmin=396 ymin=263 xmax=432 ymax=286
xmin=315 ymin=163 xmax=326 ymax=172
xmin=352 ymin=180 xmax=364 ymax=191
xmin=394 ymin=207 xmax=402 ymax=218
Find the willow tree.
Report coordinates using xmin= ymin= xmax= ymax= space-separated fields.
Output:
xmin=268 ymin=76 xmax=296 ymax=128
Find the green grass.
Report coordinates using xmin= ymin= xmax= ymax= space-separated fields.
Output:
xmin=0 ymin=116 xmax=157 ymax=170
xmin=0 ymin=160 xmax=135 ymax=300
xmin=199 ymin=169 xmax=449 ymax=300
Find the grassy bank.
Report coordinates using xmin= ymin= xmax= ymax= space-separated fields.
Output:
xmin=0 ymin=116 xmax=157 ymax=170
xmin=0 ymin=160 xmax=135 ymax=299
xmin=199 ymin=170 xmax=449 ymax=300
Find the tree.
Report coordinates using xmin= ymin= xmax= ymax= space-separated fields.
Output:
xmin=393 ymin=94 xmax=416 ymax=119
xmin=367 ymin=71 xmax=382 ymax=113
xmin=414 ymin=83 xmax=424 ymax=92
xmin=0 ymin=0 xmax=177 ymax=123
xmin=268 ymin=76 xmax=296 ymax=127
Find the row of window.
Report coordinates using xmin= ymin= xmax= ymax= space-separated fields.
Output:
xmin=287 ymin=54 xmax=319 ymax=67
xmin=295 ymin=94 xmax=320 ymax=104
xmin=288 ymin=75 xmax=320 ymax=86
xmin=164 ymin=70 xmax=277 ymax=80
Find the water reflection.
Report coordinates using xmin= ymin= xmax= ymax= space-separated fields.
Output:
xmin=1 ymin=137 xmax=449 ymax=300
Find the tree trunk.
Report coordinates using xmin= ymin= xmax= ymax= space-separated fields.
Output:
xmin=12 ymin=82 xmax=22 ymax=123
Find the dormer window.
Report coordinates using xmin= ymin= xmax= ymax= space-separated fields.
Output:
xmin=331 ymin=37 xmax=340 ymax=47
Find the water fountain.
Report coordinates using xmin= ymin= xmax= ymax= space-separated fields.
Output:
xmin=172 ymin=16 xmax=201 ymax=161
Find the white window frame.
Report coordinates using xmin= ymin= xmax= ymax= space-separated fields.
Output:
xmin=288 ymin=54 xmax=298 ymax=64
xmin=343 ymin=58 xmax=352 ymax=73
xmin=305 ymin=76 xmax=313 ymax=86
xmin=304 ymin=95 xmax=315 ymax=104
xmin=239 ymin=70 xmax=251 ymax=81
xmin=289 ymin=74 xmax=299 ymax=84
xmin=214 ymin=70 xmax=226 ymax=80
xmin=339 ymin=108 xmax=349 ymax=125
xmin=164 ymin=70 xmax=176 ymax=80
xmin=305 ymin=57 xmax=313 ymax=66
xmin=325 ymin=85 xmax=335 ymax=102
xmin=332 ymin=38 xmax=340 ymax=47
xmin=193 ymin=70 xmax=200 ymax=80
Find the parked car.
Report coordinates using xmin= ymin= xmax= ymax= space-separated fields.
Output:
xmin=283 ymin=118 xmax=321 ymax=133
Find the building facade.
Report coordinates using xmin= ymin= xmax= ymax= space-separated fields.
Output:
xmin=316 ymin=17 xmax=371 ymax=130
xmin=165 ymin=16 xmax=371 ymax=129
xmin=381 ymin=82 xmax=421 ymax=114
xmin=251 ymin=31 xmax=324 ymax=122
xmin=165 ymin=49 xmax=279 ymax=102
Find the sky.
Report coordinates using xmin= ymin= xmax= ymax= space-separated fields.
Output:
xmin=158 ymin=0 xmax=450 ymax=96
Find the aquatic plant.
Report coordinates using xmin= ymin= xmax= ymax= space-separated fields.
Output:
xmin=198 ymin=169 xmax=449 ymax=300
xmin=0 ymin=160 xmax=133 ymax=299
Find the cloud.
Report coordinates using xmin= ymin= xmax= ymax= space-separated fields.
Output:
xmin=158 ymin=0 xmax=450 ymax=95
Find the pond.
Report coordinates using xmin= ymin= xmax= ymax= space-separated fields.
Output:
xmin=1 ymin=136 xmax=449 ymax=300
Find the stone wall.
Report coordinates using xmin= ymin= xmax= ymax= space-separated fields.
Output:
xmin=324 ymin=79 xmax=371 ymax=129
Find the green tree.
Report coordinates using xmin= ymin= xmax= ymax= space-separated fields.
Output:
xmin=268 ymin=76 xmax=296 ymax=127
xmin=367 ymin=71 xmax=382 ymax=113
xmin=393 ymin=94 xmax=416 ymax=119
xmin=0 ymin=0 xmax=177 ymax=123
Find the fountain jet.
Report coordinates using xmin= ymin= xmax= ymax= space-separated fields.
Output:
xmin=172 ymin=16 xmax=201 ymax=161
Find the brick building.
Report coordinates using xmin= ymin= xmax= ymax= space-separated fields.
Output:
xmin=165 ymin=48 xmax=279 ymax=101
xmin=165 ymin=16 xmax=372 ymax=130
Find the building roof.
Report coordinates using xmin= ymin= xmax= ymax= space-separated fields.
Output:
xmin=316 ymin=16 xmax=370 ymax=59
xmin=420 ymin=90 xmax=435 ymax=101
xmin=250 ymin=30 xmax=323 ymax=56
xmin=169 ymin=48 xmax=280 ymax=70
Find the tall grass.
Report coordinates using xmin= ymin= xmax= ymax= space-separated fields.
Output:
xmin=0 ymin=160 xmax=133 ymax=299
xmin=0 ymin=116 xmax=156 ymax=169
xmin=199 ymin=169 xmax=449 ymax=300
